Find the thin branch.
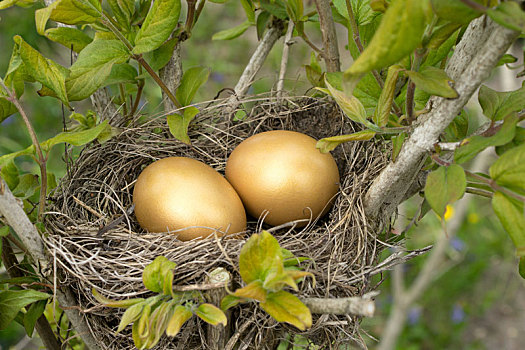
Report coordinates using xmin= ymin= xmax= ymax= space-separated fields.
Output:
xmin=227 ymin=20 xmax=283 ymax=110
xmin=459 ymin=0 xmax=489 ymax=12
xmin=364 ymin=17 xmax=520 ymax=223
xmin=346 ymin=0 xmax=384 ymax=88
xmin=159 ymin=41 xmax=183 ymax=112
xmin=314 ymin=0 xmax=341 ymax=72
xmin=185 ymin=0 xmax=198 ymax=31
xmin=0 ymin=177 xmax=102 ymax=350
xmin=0 ymin=80 xmax=47 ymax=220
xmin=406 ymin=50 xmax=424 ymax=124
xmin=277 ymin=21 xmax=295 ymax=98
xmin=302 ymin=296 xmax=375 ymax=317
xmin=378 ymin=151 xmax=492 ymax=350
xmin=465 ymin=170 xmax=525 ymax=202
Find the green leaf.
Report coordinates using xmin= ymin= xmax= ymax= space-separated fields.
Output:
xmin=519 ymin=257 xmax=525 ymax=279
xmin=406 ymin=66 xmax=458 ymax=99
xmin=39 ymin=0 xmax=102 ymax=28
xmin=333 ymin=0 xmax=378 ymax=26
xmin=490 ymin=144 xmax=525 ymax=195
xmin=12 ymin=174 xmax=39 ymax=200
xmin=23 ymin=299 xmax=47 ymax=337
xmin=422 ymin=26 xmax=459 ymax=68
xmin=454 ymin=115 xmax=518 ymax=164
xmin=487 ymin=1 xmax=525 ymax=32
xmin=343 ymin=0 xmax=430 ymax=92
xmin=424 ymin=164 xmax=466 ymax=218
xmin=426 ymin=22 xmax=462 ymax=50
xmin=175 ymin=67 xmax=210 ymax=106
xmin=144 ymin=37 xmax=179 ymax=72
xmin=321 ymin=79 xmax=368 ymax=125
xmin=0 ymin=160 xmax=19 ymax=189
xmin=256 ymin=10 xmax=271 ymax=40
xmin=132 ymin=302 xmax=152 ymax=347
xmin=259 ymin=0 xmax=287 ymax=19
xmin=241 ymin=0 xmax=255 ymax=23
xmin=147 ymin=301 xmax=172 ymax=348
xmin=232 ymin=280 xmax=267 ymax=302
xmin=142 ymin=256 xmax=176 ymax=294
xmin=0 ymin=0 xmax=34 ymax=10
xmin=286 ymin=0 xmax=303 ymax=22
xmin=497 ymin=54 xmax=518 ymax=67
xmin=66 ymin=39 xmax=130 ymax=101
xmin=220 ymin=295 xmax=244 ymax=311
xmin=374 ymin=65 xmax=403 ymax=126
xmin=430 ymin=0 xmax=482 ymax=24
xmin=316 ymin=130 xmax=376 ymax=153
xmin=165 ymin=305 xmax=192 ymax=337
xmin=92 ymin=288 xmax=144 ymax=308
xmin=108 ymin=0 xmax=134 ymax=31
xmin=492 ymin=192 xmax=525 ymax=257
xmin=105 ymin=63 xmax=138 ymax=86
xmin=443 ymin=110 xmax=469 ymax=142
xmin=239 ymin=230 xmax=283 ymax=284
xmin=392 ymin=132 xmax=406 ymax=162
xmin=195 ymin=304 xmax=227 ymax=326
xmin=478 ymin=84 xmax=525 ymax=121
xmin=44 ymin=27 xmax=93 ymax=53
xmin=212 ymin=21 xmax=252 ymax=40
xmin=14 ymin=36 xmax=70 ymax=107
xmin=260 ymin=291 xmax=312 ymax=331
xmin=0 ymin=289 xmax=49 ymax=330
xmin=41 ymin=121 xmax=111 ymax=151
xmin=117 ymin=301 xmax=146 ymax=333
xmin=133 ymin=0 xmax=181 ymax=54
xmin=0 ymin=98 xmax=17 ymax=125
xmin=167 ymin=107 xmax=200 ymax=145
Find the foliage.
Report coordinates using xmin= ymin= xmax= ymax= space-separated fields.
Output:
xmin=1 ymin=0 xmax=525 ymax=348
xmin=93 ymin=256 xmax=226 ymax=349
xmin=222 ymin=230 xmax=314 ymax=331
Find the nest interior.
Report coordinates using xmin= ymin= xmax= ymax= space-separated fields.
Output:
xmin=45 ymin=96 xmax=392 ymax=349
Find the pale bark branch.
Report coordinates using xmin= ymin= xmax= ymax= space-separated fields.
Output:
xmin=0 ymin=177 xmax=101 ymax=350
xmin=276 ymin=21 xmax=295 ymax=98
xmin=314 ymin=0 xmax=341 ymax=72
xmin=302 ymin=296 xmax=375 ymax=317
xmin=159 ymin=42 xmax=183 ymax=113
xmin=377 ymin=151 xmax=492 ymax=350
xmin=233 ymin=23 xmax=283 ymax=98
xmin=364 ymin=17 xmax=520 ymax=223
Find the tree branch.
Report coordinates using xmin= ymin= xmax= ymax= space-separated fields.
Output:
xmin=0 ymin=177 xmax=101 ymax=350
xmin=314 ymin=0 xmax=340 ymax=72
xmin=364 ymin=17 xmax=520 ymax=223
xmin=226 ymin=21 xmax=283 ymax=112
xmin=302 ymin=295 xmax=375 ymax=317
xmin=277 ymin=21 xmax=295 ymax=98
xmin=159 ymin=42 xmax=183 ymax=113
xmin=377 ymin=151 xmax=492 ymax=350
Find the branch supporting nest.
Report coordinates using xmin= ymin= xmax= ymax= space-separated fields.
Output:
xmin=364 ymin=17 xmax=520 ymax=223
xmin=302 ymin=295 xmax=375 ymax=317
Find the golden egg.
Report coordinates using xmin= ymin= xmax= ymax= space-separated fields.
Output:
xmin=225 ymin=130 xmax=340 ymax=226
xmin=133 ymin=157 xmax=246 ymax=241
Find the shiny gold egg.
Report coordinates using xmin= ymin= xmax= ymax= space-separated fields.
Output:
xmin=133 ymin=157 xmax=246 ymax=241
xmin=225 ymin=130 xmax=340 ymax=226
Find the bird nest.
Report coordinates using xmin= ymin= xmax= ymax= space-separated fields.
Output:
xmin=44 ymin=95 xmax=410 ymax=349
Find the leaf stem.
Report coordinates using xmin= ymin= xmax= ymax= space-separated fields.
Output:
xmin=346 ymin=0 xmax=384 ymax=89
xmin=129 ymin=79 xmax=145 ymax=122
xmin=99 ymin=16 xmax=182 ymax=109
xmin=118 ymin=83 xmax=128 ymax=116
xmin=465 ymin=187 xmax=493 ymax=198
xmin=193 ymin=0 xmax=206 ymax=30
xmin=0 ymin=79 xmax=47 ymax=220
xmin=459 ymin=0 xmax=488 ymax=12
xmin=465 ymin=170 xmax=525 ymax=202
xmin=185 ymin=0 xmax=197 ymax=31
xmin=300 ymin=32 xmax=325 ymax=57
xmin=406 ymin=50 xmax=425 ymax=124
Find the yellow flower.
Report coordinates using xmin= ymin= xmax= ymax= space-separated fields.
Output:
xmin=444 ymin=205 xmax=455 ymax=221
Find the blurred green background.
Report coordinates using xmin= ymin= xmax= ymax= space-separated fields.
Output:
xmin=1 ymin=2 xmax=523 ymax=349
